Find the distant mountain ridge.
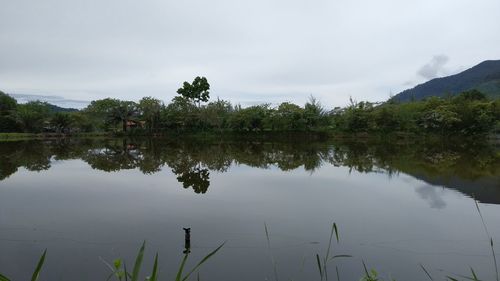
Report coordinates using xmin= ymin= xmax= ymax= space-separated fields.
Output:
xmin=46 ymin=103 xmax=79 ymax=113
xmin=8 ymin=93 xmax=89 ymax=109
xmin=392 ymin=60 xmax=500 ymax=102
xmin=1 ymin=90 xmax=80 ymax=112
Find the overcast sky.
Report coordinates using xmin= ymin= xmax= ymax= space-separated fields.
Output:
xmin=1 ymin=0 xmax=499 ymax=108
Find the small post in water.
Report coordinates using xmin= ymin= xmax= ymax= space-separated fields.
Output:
xmin=183 ymin=227 xmax=191 ymax=254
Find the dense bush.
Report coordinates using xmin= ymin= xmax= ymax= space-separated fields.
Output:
xmin=331 ymin=90 xmax=497 ymax=135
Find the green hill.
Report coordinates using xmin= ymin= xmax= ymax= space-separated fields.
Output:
xmin=392 ymin=60 xmax=500 ymax=102
xmin=45 ymin=103 xmax=79 ymax=113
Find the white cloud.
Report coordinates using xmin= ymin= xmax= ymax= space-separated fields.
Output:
xmin=417 ymin=55 xmax=450 ymax=80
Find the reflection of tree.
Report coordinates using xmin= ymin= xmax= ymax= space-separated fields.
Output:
xmin=0 ymin=157 xmax=18 ymax=181
xmin=0 ymin=141 xmax=51 ymax=180
xmin=164 ymin=144 xmax=213 ymax=194
xmin=174 ymin=166 xmax=210 ymax=194
xmin=0 ymin=137 xmax=498 ymax=200
xmin=137 ymin=139 xmax=164 ymax=174
xmin=17 ymin=142 xmax=52 ymax=171
xmin=83 ymin=139 xmax=140 ymax=172
xmin=328 ymin=144 xmax=376 ymax=173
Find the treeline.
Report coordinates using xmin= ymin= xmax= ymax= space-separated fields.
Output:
xmin=1 ymin=77 xmax=499 ymax=135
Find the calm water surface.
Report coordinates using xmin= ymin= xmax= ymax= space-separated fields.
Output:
xmin=0 ymin=137 xmax=499 ymax=280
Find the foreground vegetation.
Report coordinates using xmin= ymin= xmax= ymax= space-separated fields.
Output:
xmin=1 ymin=77 xmax=499 ymax=136
xmin=0 ymin=241 xmax=225 ymax=281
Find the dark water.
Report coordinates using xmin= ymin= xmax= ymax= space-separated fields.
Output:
xmin=0 ymin=137 xmax=499 ymax=281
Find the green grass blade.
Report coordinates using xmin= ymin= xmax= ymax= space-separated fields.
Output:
xmin=336 ymin=266 xmax=340 ymax=281
xmin=0 ymin=273 xmax=11 ymax=281
xmin=324 ymin=222 xmax=338 ymax=281
xmin=419 ymin=264 xmax=434 ymax=281
xmin=182 ymin=242 xmax=225 ymax=281
xmin=264 ymin=223 xmax=279 ymax=281
xmin=362 ymin=260 xmax=369 ymax=276
xmin=105 ymin=272 xmax=115 ymax=281
xmin=329 ymin=255 xmax=352 ymax=261
xmin=470 ymin=267 xmax=479 ymax=281
xmin=324 ymin=257 xmax=329 ymax=281
xmin=491 ymin=238 xmax=499 ymax=281
xmin=149 ymin=253 xmax=159 ymax=281
xmin=30 ymin=249 xmax=47 ymax=281
xmin=99 ymin=256 xmax=115 ymax=273
xmin=131 ymin=241 xmax=146 ymax=281
xmin=326 ymin=223 xmax=335 ymax=261
xmin=446 ymin=276 xmax=459 ymax=281
xmin=316 ymin=254 xmax=323 ymax=281
xmin=264 ymin=223 xmax=271 ymax=249
xmin=124 ymin=262 xmax=129 ymax=281
xmin=333 ymin=223 xmax=339 ymax=243
xmin=175 ymin=254 xmax=189 ymax=281
xmin=475 ymin=199 xmax=499 ymax=281
xmin=98 ymin=257 xmax=120 ymax=281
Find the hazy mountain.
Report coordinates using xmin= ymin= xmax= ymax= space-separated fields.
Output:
xmin=393 ymin=60 xmax=500 ymax=102
xmin=45 ymin=103 xmax=79 ymax=113
xmin=8 ymin=93 xmax=89 ymax=109
xmin=2 ymin=93 xmax=80 ymax=112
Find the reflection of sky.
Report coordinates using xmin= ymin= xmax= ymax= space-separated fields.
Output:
xmin=0 ymin=160 xmax=499 ymax=281
xmin=415 ymin=184 xmax=447 ymax=209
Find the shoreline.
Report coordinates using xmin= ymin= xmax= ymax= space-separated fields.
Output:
xmin=1 ymin=131 xmax=498 ymax=143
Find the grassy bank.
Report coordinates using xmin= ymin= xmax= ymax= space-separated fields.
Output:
xmin=0 ymin=132 xmax=112 ymax=141
xmin=1 ymin=130 xmax=497 ymax=145
xmin=0 ymin=133 xmax=38 ymax=141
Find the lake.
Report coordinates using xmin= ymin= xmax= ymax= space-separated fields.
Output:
xmin=0 ymin=137 xmax=499 ymax=280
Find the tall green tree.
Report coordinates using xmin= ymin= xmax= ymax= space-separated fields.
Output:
xmin=229 ymin=104 xmax=271 ymax=131
xmin=161 ymin=96 xmax=199 ymax=130
xmin=304 ymin=96 xmax=327 ymax=130
xmin=274 ymin=102 xmax=305 ymax=131
xmin=16 ymin=101 xmax=51 ymax=133
xmin=138 ymin=97 xmax=162 ymax=133
xmin=200 ymin=99 xmax=233 ymax=131
xmin=0 ymin=91 xmax=17 ymax=114
xmin=373 ymin=106 xmax=399 ymax=133
xmin=419 ymin=105 xmax=461 ymax=134
xmin=110 ymin=101 xmax=138 ymax=132
xmin=50 ymin=112 xmax=73 ymax=133
xmin=177 ymin=76 xmax=210 ymax=107
xmin=70 ymin=112 xmax=94 ymax=132
xmin=450 ymin=92 xmax=495 ymax=134
xmin=83 ymin=98 xmax=121 ymax=131
xmin=0 ymin=91 xmax=20 ymax=132
xmin=342 ymin=100 xmax=373 ymax=132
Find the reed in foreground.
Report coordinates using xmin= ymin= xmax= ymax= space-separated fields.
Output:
xmin=0 ymin=242 xmax=224 ymax=281
xmin=0 ymin=249 xmax=46 ymax=281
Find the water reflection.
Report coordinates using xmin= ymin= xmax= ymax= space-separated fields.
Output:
xmin=415 ymin=185 xmax=447 ymax=209
xmin=0 ymin=137 xmax=498 ymax=201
